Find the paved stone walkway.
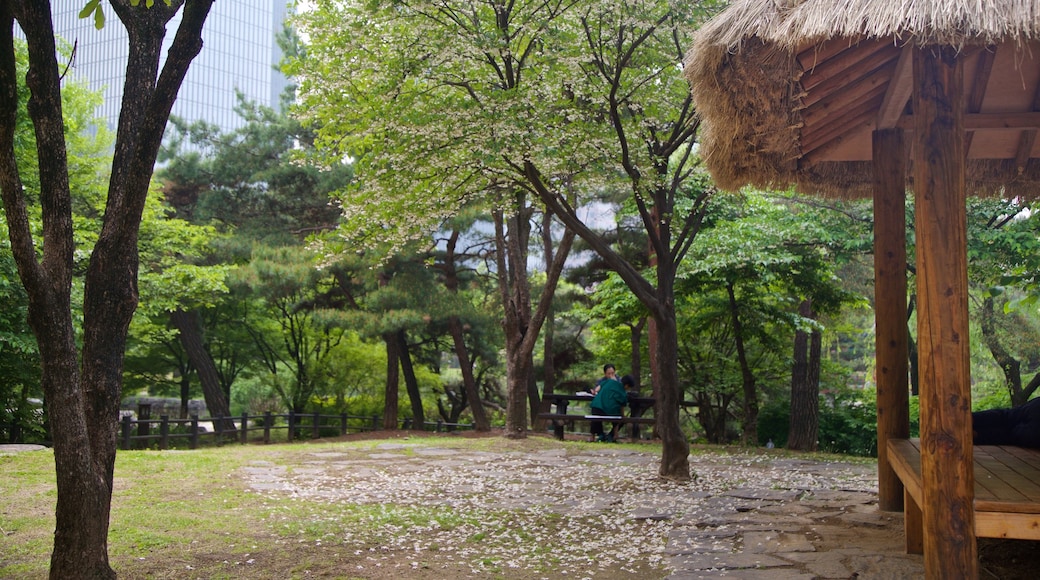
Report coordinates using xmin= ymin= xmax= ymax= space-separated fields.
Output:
xmin=242 ymin=441 xmax=926 ymax=578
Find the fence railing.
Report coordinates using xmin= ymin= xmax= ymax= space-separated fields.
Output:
xmin=118 ymin=411 xmax=474 ymax=450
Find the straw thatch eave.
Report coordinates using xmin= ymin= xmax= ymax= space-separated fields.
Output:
xmin=685 ymin=0 xmax=1040 ymax=198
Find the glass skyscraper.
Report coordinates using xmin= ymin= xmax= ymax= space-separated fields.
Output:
xmin=46 ymin=1 xmax=289 ymax=134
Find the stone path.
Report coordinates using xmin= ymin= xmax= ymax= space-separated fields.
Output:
xmin=241 ymin=441 xmax=926 ymax=578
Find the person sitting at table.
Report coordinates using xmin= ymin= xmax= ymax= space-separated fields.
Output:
xmin=973 ymin=396 xmax=1040 ymax=448
xmin=590 ymin=365 xmax=628 ymax=442
xmin=591 ymin=363 xmax=617 ymax=396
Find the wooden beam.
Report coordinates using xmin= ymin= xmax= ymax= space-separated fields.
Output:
xmin=873 ymin=128 xmax=910 ymax=513
xmin=878 ymin=46 xmax=913 ymax=129
xmin=912 ymin=44 xmax=976 ymax=579
xmin=796 ymin=36 xmax=866 ymax=74
xmin=802 ymin=64 xmax=893 ymax=128
xmin=801 ymin=43 xmax=900 ymax=108
xmin=897 ymin=111 xmax=1040 ymax=130
xmin=965 ymin=48 xmax=996 ymax=159
xmin=1014 ymin=130 xmax=1037 ymax=173
xmin=1011 ymin=55 xmax=1040 ymax=172
xmin=801 ymin=99 xmax=879 ymax=157
xmin=799 ymin=38 xmax=895 ymax=92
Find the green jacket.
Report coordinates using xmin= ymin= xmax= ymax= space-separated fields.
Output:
xmin=591 ymin=378 xmax=627 ymax=416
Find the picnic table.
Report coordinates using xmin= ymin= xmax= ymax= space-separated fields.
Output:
xmin=537 ymin=392 xmax=656 ymax=440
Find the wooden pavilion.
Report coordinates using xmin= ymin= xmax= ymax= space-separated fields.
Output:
xmin=684 ymin=0 xmax=1040 ymax=577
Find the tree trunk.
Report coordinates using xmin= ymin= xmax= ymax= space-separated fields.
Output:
xmin=628 ymin=318 xmax=645 ymax=390
xmin=382 ymin=332 xmax=400 ymax=430
xmin=448 ymin=316 xmax=490 ymax=430
xmin=397 ymin=330 xmax=425 ymax=429
xmin=0 ymin=3 xmax=213 ymax=578
xmin=787 ymin=300 xmax=819 ymax=451
xmin=535 ymin=210 xmax=556 ymax=430
xmin=179 ymin=368 xmax=191 ymax=419
xmin=170 ymin=309 xmax=235 ymax=432
xmin=980 ymin=297 xmax=1030 ymax=406
xmin=494 ymin=202 xmax=575 ymax=439
xmin=497 ymin=207 xmax=534 ymax=438
xmin=441 ymin=229 xmax=490 ymax=431
xmin=727 ymin=282 xmax=758 ymax=446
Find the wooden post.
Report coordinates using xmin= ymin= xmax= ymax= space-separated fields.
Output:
xmin=287 ymin=411 xmax=295 ymax=442
xmin=264 ymin=411 xmax=272 ymax=444
xmin=912 ymin=44 xmax=976 ymax=578
xmin=190 ymin=415 xmax=200 ymax=450
xmin=240 ymin=413 xmax=249 ymax=443
xmin=159 ymin=415 xmax=169 ymax=450
xmin=137 ymin=403 xmax=152 ymax=447
xmin=340 ymin=413 xmax=348 ymax=436
xmin=120 ymin=414 xmax=132 ymax=450
xmin=873 ymin=127 xmax=910 ymax=512
xmin=312 ymin=411 xmax=321 ymax=439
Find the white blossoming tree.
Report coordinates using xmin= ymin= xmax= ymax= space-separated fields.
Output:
xmin=290 ymin=0 xmax=716 ymax=479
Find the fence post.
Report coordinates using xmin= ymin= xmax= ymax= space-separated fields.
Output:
xmin=240 ymin=413 xmax=249 ymax=444
xmin=120 ymin=414 xmax=132 ymax=450
xmin=402 ymin=417 xmax=411 ymax=430
xmin=215 ymin=415 xmax=224 ymax=445
xmin=264 ymin=411 xmax=272 ymax=444
xmin=436 ymin=419 xmax=443 ymax=433
xmin=312 ymin=411 xmax=321 ymax=439
xmin=340 ymin=413 xmax=347 ymax=436
xmin=137 ymin=403 xmax=152 ymax=448
xmin=190 ymin=415 xmax=199 ymax=449
xmin=159 ymin=415 xmax=169 ymax=450
xmin=287 ymin=411 xmax=295 ymax=442
xmin=371 ymin=415 xmax=379 ymax=432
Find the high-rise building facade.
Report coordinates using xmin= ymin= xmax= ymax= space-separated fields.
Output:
xmin=45 ymin=1 xmax=289 ymax=134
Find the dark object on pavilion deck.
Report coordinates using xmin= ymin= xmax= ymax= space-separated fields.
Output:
xmin=973 ymin=398 xmax=1040 ymax=448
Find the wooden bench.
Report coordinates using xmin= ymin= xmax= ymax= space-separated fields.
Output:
xmin=536 ymin=413 xmax=656 ymax=441
xmin=538 ymin=393 xmax=657 ymax=440
xmin=887 ymin=437 xmax=1040 ymax=553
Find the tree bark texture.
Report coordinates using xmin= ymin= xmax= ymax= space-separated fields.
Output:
xmin=441 ymin=229 xmax=490 ymax=430
xmin=727 ymin=282 xmax=758 ymax=446
xmin=382 ymin=332 xmax=400 ymax=430
xmin=494 ymin=201 xmax=574 ymax=439
xmin=787 ymin=300 xmax=819 ymax=451
xmin=170 ymin=309 xmax=235 ymax=432
xmin=397 ymin=330 xmax=425 ymax=429
xmin=0 ymin=3 xmax=214 ymax=578
xmin=496 ymin=208 xmax=533 ymax=438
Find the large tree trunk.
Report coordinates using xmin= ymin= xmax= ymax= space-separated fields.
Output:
xmin=494 ymin=201 xmax=575 ymax=440
xmin=534 ymin=210 xmax=556 ymax=430
xmin=787 ymin=300 xmax=819 ymax=451
xmin=497 ymin=207 xmax=534 ymax=438
xmin=727 ymin=282 xmax=759 ymax=446
xmin=448 ymin=317 xmax=490 ymax=430
xmin=440 ymin=229 xmax=489 ymax=431
xmin=0 ymin=3 xmax=213 ymax=578
xmin=397 ymin=330 xmax=425 ymax=429
xmin=170 ymin=309 xmax=235 ymax=433
xmin=382 ymin=332 xmax=400 ymax=430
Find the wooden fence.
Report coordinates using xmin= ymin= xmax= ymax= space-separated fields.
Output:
xmin=118 ymin=410 xmax=474 ymax=450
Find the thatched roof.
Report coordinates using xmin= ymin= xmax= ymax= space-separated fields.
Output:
xmin=685 ymin=0 xmax=1040 ymax=197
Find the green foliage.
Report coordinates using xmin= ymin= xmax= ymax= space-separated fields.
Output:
xmin=1 ymin=38 xmax=113 ymax=442
xmin=759 ymin=386 xmax=877 ymax=457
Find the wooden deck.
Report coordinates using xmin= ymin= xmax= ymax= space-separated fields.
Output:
xmin=887 ymin=438 xmax=1040 ymax=552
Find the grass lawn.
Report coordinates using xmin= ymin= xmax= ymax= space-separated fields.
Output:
xmin=3 ymin=432 xmax=686 ymax=579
